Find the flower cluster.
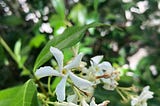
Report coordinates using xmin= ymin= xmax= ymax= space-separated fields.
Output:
xmin=35 ymin=47 xmax=154 ymax=106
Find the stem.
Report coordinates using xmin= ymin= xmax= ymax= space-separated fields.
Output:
xmin=46 ymin=101 xmax=55 ymax=105
xmin=48 ymin=76 xmax=53 ymax=96
xmin=116 ymin=88 xmax=127 ymax=101
xmin=68 ymin=79 xmax=82 ymax=99
xmin=0 ymin=36 xmax=31 ymax=75
xmin=35 ymin=77 xmax=48 ymax=97
xmin=73 ymin=86 xmax=82 ymax=99
xmin=0 ymin=36 xmax=48 ymax=97
xmin=117 ymin=86 xmax=133 ymax=91
xmin=0 ymin=36 xmax=18 ymax=63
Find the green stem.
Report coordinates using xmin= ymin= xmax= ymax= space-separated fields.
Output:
xmin=117 ymin=86 xmax=133 ymax=91
xmin=0 ymin=36 xmax=31 ymax=75
xmin=68 ymin=79 xmax=82 ymax=99
xmin=34 ymin=76 xmax=48 ymax=97
xmin=0 ymin=36 xmax=18 ymax=63
xmin=46 ymin=101 xmax=55 ymax=105
xmin=116 ymin=88 xmax=127 ymax=102
xmin=48 ymin=76 xmax=53 ymax=96
xmin=0 ymin=36 xmax=48 ymax=97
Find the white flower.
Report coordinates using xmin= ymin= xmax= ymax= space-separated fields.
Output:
xmin=131 ymin=86 xmax=154 ymax=106
xmin=83 ymin=55 xmax=119 ymax=90
xmin=35 ymin=47 xmax=93 ymax=102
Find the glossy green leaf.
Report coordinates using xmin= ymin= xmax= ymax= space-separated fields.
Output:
xmin=33 ymin=22 xmax=107 ymax=71
xmin=0 ymin=79 xmax=38 ymax=106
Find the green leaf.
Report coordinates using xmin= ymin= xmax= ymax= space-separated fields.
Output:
xmin=33 ymin=22 xmax=107 ymax=71
xmin=14 ymin=40 xmax=22 ymax=68
xmin=29 ymin=34 xmax=46 ymax=48
xmin=49 ymin=14 xmax=66 ymax=35
xmin=51 ymin=0 xmax=65 ymax=19
xmin=0 ymin=79 xmax=38 ymax=106
xmin=69 ymin=3 xmax=87 ymax=25
xmin=94 ymin=0 xmax=99 ymax=11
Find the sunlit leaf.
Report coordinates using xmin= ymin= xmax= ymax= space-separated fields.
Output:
xmin=14 ymin=40 xmax=21 ymax=67
xmin=0 ymin=79 xmax=38 ymax=106
xmin=51 ymin=0 xmax=65 ymax=19
xmin=33 ymin=22 xmax=108 ymax=71
xmin=69 ymin=3 xmax=87 ymax=25
xmin=29 ymin=34 xmax=46 ymax=48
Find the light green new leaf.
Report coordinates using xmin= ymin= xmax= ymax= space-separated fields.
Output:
xmin=69 ymin=3 xmax=87 ymax=26
xmin=0 ymin=79 xmax=38 ymax=106
xmin=33 ymin=22 xmax=108 ymax=71
xmin=51 ymin=0 xmax=65 ymax=19
xmin=14 ymin=40 xmax=22 ymax=68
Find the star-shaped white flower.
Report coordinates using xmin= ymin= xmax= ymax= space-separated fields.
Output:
xmin=131 ymin=86 xmax=154 ymax=106
xmin=35 ymin=47 xmax=93 ymax=102
xmin=89 ymin=55 xmax=119 ymax=90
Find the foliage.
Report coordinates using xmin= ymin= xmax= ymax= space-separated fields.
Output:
xmin=0 ymin=0 xmax=160 ymax=106
xmin=0 ymin=79 xmax=38 ymax=106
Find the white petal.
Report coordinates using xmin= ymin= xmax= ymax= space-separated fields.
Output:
xmin=35 ymin=66 xmax=61 ymax=78
xmin=131 ymin=98 xmax=139 ymax=106
xmin=139 ymin=86 xmax=154 ymax=100
xmin=50 ymin=47 xmax=64 ymax=71
xmin=64 ymin=53 xmax=84 ymax=69
xmin=69 ymin=71 xmax=92 ymax=89
xmin=97 ymin=100 xmax=110 ymax=106
xmin=55 ymin=76 xmax=67 ymax=102
xmin=90 ymin=55 xmax=103 ymax=65
xmin=98 ymin=62 xmax=114 ymax=73
xmin=90 ymin=98 xmax=97 ymax=106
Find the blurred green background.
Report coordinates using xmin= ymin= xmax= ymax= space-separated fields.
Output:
xmin=0 ymin=0 xmax=160 ymax=105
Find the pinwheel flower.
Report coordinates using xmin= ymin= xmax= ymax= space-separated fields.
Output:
xmin=82 ymin=55 xmax=119 ymax=90
xmin=131 ymin=86 xmax=154 ymax=106
xmin=35 ymin=47 xmax=93 ymax=101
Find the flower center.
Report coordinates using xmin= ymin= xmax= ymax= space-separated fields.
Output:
xmin=62 ymin=69 xmax=67 ymax=75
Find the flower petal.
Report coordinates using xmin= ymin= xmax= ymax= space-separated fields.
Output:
xmin=90 ymin=55 xmax=103 ymax=65
xmin=69 ymin=71 xmax=92 ymax=89
xmin=139 ymin=86 xmax=154 ymax=101
xmin=90 ymin=98 xmax=97 ymax=106
xmin=35 ymin=66 xmax=61 ymax=78
xmin=55 ymin=76 xmax=67 ymax=102
xmin=50 ymin=47 xmax=64 ymax=71
xmin=98 ymin=62 xmax=114 ymax=73
xmin=64 ymin=53 xmax=84 ymax=69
